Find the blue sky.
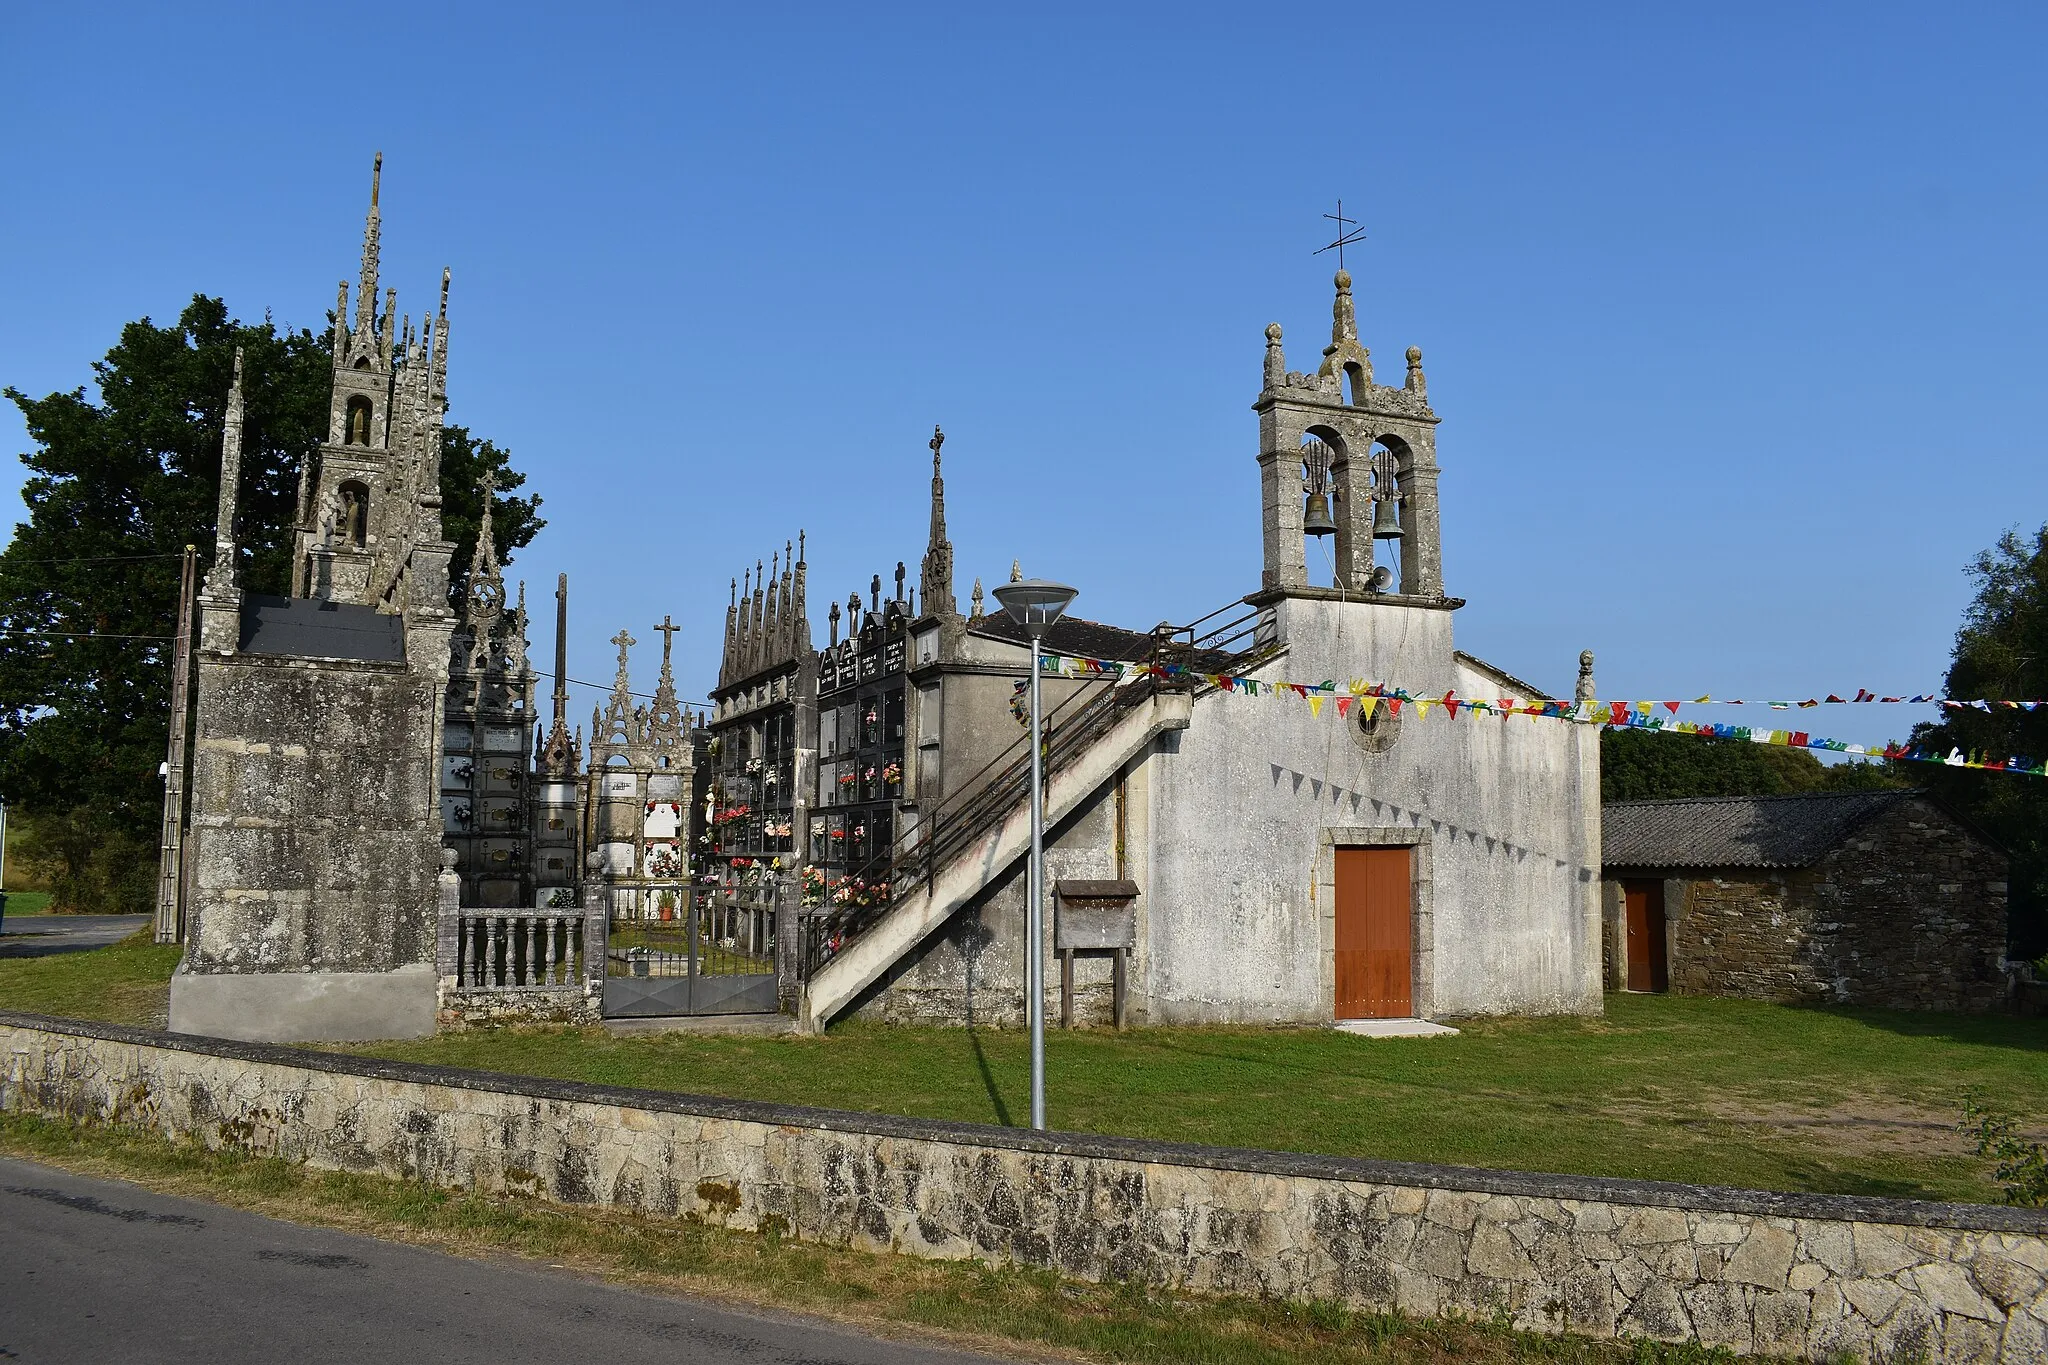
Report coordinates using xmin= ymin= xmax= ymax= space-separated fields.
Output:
xmin=3 ymin=4 xmax=2042 ymax=746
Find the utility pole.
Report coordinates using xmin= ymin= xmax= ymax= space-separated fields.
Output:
xmin=154 ymin=545 xmax=198 ymax=944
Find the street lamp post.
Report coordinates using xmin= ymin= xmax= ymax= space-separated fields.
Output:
xmin=991 ymin=576 xmax=1078 ymax=1132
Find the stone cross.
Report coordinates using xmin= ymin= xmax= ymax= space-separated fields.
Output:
xmin=654 ymin=615 xmax=681 ymax=668
xmin=611 ymin=629 xmax=636 ymax=682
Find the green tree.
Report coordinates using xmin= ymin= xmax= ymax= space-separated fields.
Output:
xmin=1601 ymin=727 xmax=1903 ymax=803
xmin=0 ymin=294 xmax=542 ymax=909
xmin=1912 ymin=524 xmax=2048 ymax=955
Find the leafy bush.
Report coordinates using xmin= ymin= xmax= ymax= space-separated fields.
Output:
xmin=1958 ymin=1092 xmax=2048 ymax=1207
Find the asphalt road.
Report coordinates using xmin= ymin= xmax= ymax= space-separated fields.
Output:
xmin=0 ymin=914 xmax=149 ymax=959
xmin=0 ymin=1156 xmax=1021 ymax=1364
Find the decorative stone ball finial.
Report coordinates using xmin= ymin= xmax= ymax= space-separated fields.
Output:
xmin=1575 ymin=650 xmax=1597 ymax=704
xmin=440 ymin=848 xmax=460 ymax=871
xmin=586 ymin=850 xmax=605 ymax=873
xmin=1406 ymin=346 xmax=1422 ymax=365
xmin=1334 ymin=269 xmax=1351 ymax=293
xmin=1265 ymin=322 xmax=1283 ymax=344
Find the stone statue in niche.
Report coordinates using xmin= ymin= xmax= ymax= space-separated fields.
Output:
xmin=340 ymin=487 xmax=366 ymax=547
xmin=348 ymin=402 xmax=370 ymax=445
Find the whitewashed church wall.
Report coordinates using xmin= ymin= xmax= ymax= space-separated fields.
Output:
xmin=1141 ymin=596 xmax=1600 ymax=1023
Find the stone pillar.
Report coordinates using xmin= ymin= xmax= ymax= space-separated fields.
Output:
xmin=1257 ymin=449 xmax=1307 ymax=591
xmin=775 ymin=872 xmax=801 ymax=1016
xmin=1331 ymin=438 xmax=1377 ymax=592
xmin=434 ymin=849 xmax=462 ymax=988
xmin=582 ymin=851 xmax=608 ymax=1009
xmin=1400 ymin=460 xmax=1443 ymax=599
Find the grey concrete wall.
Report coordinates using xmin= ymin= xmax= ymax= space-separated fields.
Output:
xmin=1143 ymin=595 xmax=1600 ymax=1022
xmin=4 ymin=1012 xmax=2041 ymax=1362
xmin=849 ymin=772 xmax=1124 ymax=1026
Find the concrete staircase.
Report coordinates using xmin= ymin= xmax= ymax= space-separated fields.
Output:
xmin=801 ymin=689 xmax=1192 ymax=1028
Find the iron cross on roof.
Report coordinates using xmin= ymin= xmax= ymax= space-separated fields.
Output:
xmin=1314 ymin=199 xmax=1367 ymax=271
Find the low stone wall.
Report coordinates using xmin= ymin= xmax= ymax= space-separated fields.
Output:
xmin=2 ymin=1011 xmax=2042 ymax=1362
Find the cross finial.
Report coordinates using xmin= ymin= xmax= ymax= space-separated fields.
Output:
xmin=654 ymin=614 xmax=681 ymax=667
xmin=611 ymin=628 xmax=635 ymax=672
xmin=930 ymin=424 xmax=944 ymax=467
xmin=1314 ymin=198 xmax=1367 ymax=272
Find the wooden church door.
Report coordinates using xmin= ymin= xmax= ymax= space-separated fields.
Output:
xmin=1334 ymin=846 xmax=1413 ymax=1019
xmin=1623 ymin=879 xmax=1668 ymax=992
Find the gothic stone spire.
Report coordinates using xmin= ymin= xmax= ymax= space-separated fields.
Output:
xmin=345 ymin=153 xmax=387 ymax=370
xmin=204 ymin=347 xmax=246 ymax=596
xmin=920 ymin=424 xmax=957 ymax=618
xmin=540 ymin=573 xmax=579 ymax=776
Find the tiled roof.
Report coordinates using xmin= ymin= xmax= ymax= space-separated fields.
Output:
xmin=1602 ymin=791 xmax=1917 ymax=870
xmin=967 ymin=613 xmax=1245 ymax=673
xmin=968 ymin=614 xmax=1166 ymax=663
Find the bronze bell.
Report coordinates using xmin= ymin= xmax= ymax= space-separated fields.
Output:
xmin=1372 ymin=495 xmax=1403 ymax=541
xmin=1303 ymin=491 xmax=1337 ymax=537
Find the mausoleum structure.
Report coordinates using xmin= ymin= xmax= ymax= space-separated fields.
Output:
xmin=171 ymin=157 xmax=461 ymax=1041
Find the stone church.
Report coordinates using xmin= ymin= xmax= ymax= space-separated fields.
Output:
xmin=799 ymin=271 xmax=1602 ymax=1030
xmin=163 ymin=156 xmax=1601 ymax=1042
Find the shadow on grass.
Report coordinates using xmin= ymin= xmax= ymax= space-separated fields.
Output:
xmin=1780 ymin=999 xmax=2048 ymax=1054
xmin=967 ymin=1029 xmax=1014 ymax=1128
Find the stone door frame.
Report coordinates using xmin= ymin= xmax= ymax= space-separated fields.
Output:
xmin=1315 ymin=827 xmax=1433 ymax=1020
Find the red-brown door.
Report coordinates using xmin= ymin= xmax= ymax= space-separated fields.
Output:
xmin=1623 ymin=878 xmax=1668 ymax=992
xmin=1335 ymin=846 xmax=1413 ymax=1019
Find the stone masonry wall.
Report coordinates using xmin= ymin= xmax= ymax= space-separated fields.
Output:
xmin=1657 ymin=797 xmax=2009 ymax=1013
xmin=186 ymin=654 xmax=442 ymax=975
xmin=1806 ymin=798 xmax=2009 ymax=1014
xmin=1667 ymin=871 xmax=1815 ymax=1002
xmin=4 ymin=1012 xmax=2042 ymax=1361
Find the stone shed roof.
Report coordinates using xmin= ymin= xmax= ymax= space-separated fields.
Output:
xmin=968 ymin=613 xmax=1162 ymax=662
xmin=1602 ymin=791 xmax=1922 ymax=871
xmin=967 ymin=613 xmax=1244 ymax=674
xmin=239 ymin=594 xmax=405 ymax=663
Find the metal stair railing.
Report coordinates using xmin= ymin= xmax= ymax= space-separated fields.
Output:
xmin=798 ymin=600 xmax=1280 ymax=978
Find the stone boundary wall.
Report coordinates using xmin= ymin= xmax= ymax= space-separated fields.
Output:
xmin=2 ymin=1011 xmax=2042 ymax=1362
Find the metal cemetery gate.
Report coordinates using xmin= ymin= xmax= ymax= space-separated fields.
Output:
xmin=601 ymin=879 xmax=780 ymax=1018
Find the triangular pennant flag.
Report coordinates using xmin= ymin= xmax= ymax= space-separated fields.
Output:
xmin=1308 ymin=696 xmax=1324 ymax=718
xmin=1336 ymin=696 xmax=1352 ymax=718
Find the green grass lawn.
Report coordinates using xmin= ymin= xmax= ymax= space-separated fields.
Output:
xmin=352 ymin=998 xmax=2046 ymax=1204
xmin=2 ymin=892 xmax=55 ymax=917
xmin=2 ymin=929 xmax=2041 ymax=1204
xmin=0 ymin=927 xmax=179 ymax=1027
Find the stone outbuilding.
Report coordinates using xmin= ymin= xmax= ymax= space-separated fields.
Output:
xmin=1600 ymin=790 xmax=2011 ymax=1013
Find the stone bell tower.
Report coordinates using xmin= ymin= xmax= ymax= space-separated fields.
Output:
xmin=292 ymin=151 xmax=454 ymax=616
xmin=1253 ymin=270 xmax=1444 ymax=601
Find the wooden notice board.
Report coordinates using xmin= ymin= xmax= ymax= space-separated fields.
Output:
xmin=1334 ymin=846 xmax=1412 ymax=1019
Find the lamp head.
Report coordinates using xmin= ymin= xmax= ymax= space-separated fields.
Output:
xmin=992 ymin=578 xmax=1078 ymax=637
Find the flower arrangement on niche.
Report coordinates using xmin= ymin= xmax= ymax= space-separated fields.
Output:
xmin=881 ymin=761 xmax=902 ymax=787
